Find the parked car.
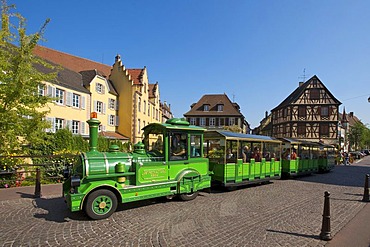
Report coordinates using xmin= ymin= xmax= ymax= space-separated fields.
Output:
xmin=361 ymin=149 xmax=369 ymax=155
xmin=350 ymin=151 xmax=365 ymax=159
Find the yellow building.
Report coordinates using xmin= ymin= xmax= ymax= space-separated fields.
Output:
xmin=36 ymin=65 xmax=91 ymax=135
xmin=80 ymin=70 xmax=119 ymax=134
xmin=109 ymin=55 xmax=162 ymax=144
xmin=33 ymin=46 xmax=164 ymax=143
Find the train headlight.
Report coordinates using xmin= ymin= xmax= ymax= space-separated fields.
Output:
xmin=71 ymin=175 xmax=81 ymax=187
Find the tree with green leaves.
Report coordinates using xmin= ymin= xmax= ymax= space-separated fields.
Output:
xmin=223 ymin=125 xmax=242 ymax=133
xmin=0 ymin=0 xmax=55 ymax=156
xmin=347 ymin=122 xmax=370 ymax=151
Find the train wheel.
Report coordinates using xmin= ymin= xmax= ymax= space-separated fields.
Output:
xmin=85 ymin=189 xmax=118 ymax=220
xmin=179 ymin=191 xmax=199 ymax=201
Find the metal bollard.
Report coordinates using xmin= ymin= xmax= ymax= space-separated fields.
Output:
xmin=320 ymin=191 xmax=332 ymax=241
xmin=34 ymin=168 xmax=41 ymax=198
xmin=362 ymin=174 xmax=369 ymax=202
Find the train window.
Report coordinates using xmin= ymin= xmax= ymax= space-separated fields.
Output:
xmin=226 ymin=140 xmax=237 ymax=163
xmin=144 ymin=133 xmax=164 ymax=157
xmin=169 ymin=132 xmax=188 ymax=161
xmin=205 ymin=139 xmax=224 ymax=164
xmin=190 ymin=135 xmax=201 ymax=158
xmin=240 ymin=141 xmax=252 ymax=163
xmin=251 ymin=143 xmax=262 ymax=162
xmin=263 ymin=143 xmax=280 ymax=161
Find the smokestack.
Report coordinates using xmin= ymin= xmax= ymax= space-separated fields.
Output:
xmin=87 ymin=112 xmax=101 ymax=152
xmin=299 ymin=81 xmax=304 ymax=87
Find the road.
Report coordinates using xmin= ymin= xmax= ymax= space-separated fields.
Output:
xmin=1 ymin=157 xmax=369 ymax=246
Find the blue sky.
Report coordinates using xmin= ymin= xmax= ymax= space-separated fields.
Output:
xmin=10 ymin=0 xmax=370 ymax=128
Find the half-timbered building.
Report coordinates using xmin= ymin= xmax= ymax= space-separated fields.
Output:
xmin=271 ymin=75 xmax=341 ymax=145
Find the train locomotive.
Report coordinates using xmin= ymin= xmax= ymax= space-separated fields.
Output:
xmin=63 ymin=113 xmax=211 ymax=220
xmin=63 ymin=113 xmax=335 ymax=220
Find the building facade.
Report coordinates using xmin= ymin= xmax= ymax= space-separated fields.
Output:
xmin=270 ymin=75 xmax=341 ymax=145
xmin=184 ymin=94 xmax=250 ymax=133
xmin=33 ymin=46 xmax=167 ymax=143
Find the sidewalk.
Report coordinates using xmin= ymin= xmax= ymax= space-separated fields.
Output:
xmin=0 ymin=183 xmax=62 ymax=201
xmin=325 ymin=202 xmax=370 ymax=247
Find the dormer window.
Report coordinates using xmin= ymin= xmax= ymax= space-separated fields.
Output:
xmin=96 ymin=83 xmax=105 ymax=94
xmin=217 ymin=104 xmax=224 ymax=112
xmin=203 ymin=104 xmax=210 ymax=112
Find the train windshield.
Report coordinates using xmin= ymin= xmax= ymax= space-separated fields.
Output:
xmin=143 ymin=133 xmax=164 ymax=157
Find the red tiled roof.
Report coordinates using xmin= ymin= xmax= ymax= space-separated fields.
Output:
xmin=127 ymin=69 xmax=143 ymax=85
xmin=33 ymin=45 xmax=112 ymax=77
xmin=148 ymin=82 xmax=158 ymax=98
xmin=184 ymin=94 xmax=243 ymax=116
xmin=99 ymin=131 xmax=129 ymax=140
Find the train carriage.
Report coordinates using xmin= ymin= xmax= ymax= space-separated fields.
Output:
xmin=280 ymin=138 xmax=331 ymax=177
xmin=204 ymin=131 xmax=282 ymax=188
xmin=317 ymin=142 xmax=335 ymax=172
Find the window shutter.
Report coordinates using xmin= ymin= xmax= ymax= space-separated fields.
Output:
xmin=115 ymin=100 xmax=119 ymax=111
xmin=47 ymin=85 xmax=53 ymax=96
xmin=81 ymin=122 xmax=85 ymax=134
xmin=51 ymin=118 xmax=56 ymax=133
xmin=67 ymin=120 xmax=72 ymax=130
xmin=93 ymin=100 xmax=97 ymax=112
xmin=45 ymin=117 xmax=53 ymax=133
xmin=102 ymin=103 xmax=106 ymax=114
xmin=66 ymin=92 xmax=72 ymax=106
xmin=81 ymin=96 xmax=86 ymax=109
xmin=103 ymin=125 xmax=106 ymax=131
xmin=102 ymin=85 xmax=105 ymax=94
xmin=115 ymin=116 xmax=119 ymax=127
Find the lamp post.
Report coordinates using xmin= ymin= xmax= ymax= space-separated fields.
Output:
xmin=342 ymin=121 xmax=348 ymax=152
xmin=338 ymin=121 xmax=341 ymax=150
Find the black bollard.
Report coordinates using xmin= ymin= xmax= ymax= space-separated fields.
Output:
xmin=320 ymin=191 xmax=332 ymax=241
xmin=362 ymin=174 xmax=369 ymax=202
xmin=34 ymin=168 xmax=41 ymax=198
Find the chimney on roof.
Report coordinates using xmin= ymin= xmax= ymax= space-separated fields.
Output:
xmin=115 ymin=54 xmax=121 ymax=62
xmin=265 ymin=111 xmax=268 ymax=118
xmin=349 ymin=112 xmax=354 ymax=117
xmin=299 ymin=81 xmax=304 ymax=87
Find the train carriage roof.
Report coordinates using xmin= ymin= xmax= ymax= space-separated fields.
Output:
xmin=143 ymin=118 xmax=206 ymax=134
xmin=279 ymin=138 xmax=325 ymax=147
xmin=204 ymin=130 xmax=281 ymax=143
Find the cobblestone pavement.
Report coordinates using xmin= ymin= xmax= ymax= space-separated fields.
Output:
xmin=1 ymin=157 xmax=369 ymax=247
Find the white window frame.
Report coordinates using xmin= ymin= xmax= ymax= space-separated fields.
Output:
xmin=72 ymin=93 xmax=80 ymax=108
xmin=204 ymin=104 xmax=209 ymax=112
xmin=96 ymin=83 xmax=104 ymax=94
xmin=95 ymin=101 xmax=106 ymax=114
xmin=200 ymin=117 xmax=206 ymax=126
xmin=229 ymin=117 xmax=235 ymax=126
xmin=209 ymin=118 xmax=215 ymax=126
xmin=72 ymin=120 xmax=79 ymax=134
xmin=109 ymin=98 xmax=115 ymax=110
xmin=55 ymin=88 xmax=64 ymax=105
xmin=109 ymin=115 xmax=115 ymax=126
xmin=38 ymin=84 xmax=45 ymax=96
xmin=217 ymin=104 xmax=224 ymax=112
xmin=190 ymin=118 xmax=196 ymax=125
xmin=55 ymin=118 xmax=64 ymax=131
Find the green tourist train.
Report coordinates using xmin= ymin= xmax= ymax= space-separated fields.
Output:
xmin=63 ymin=113 xmax=335 ymax=220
